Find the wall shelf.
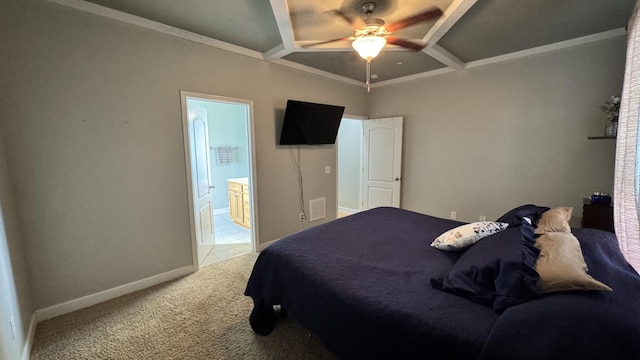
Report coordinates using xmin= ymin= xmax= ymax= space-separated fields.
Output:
xmin=587 ymin=136 xmax=616 ymax=140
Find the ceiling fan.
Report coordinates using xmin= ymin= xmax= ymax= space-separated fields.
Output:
xmin=303 ymin=2 xmax=443 ymax=91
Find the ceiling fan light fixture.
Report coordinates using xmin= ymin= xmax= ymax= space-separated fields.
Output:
xmin=352 ymin=35 xmax=386 ymax=60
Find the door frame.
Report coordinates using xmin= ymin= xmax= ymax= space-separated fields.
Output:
xmin=180 ymin=91 xmax=259 ymax=270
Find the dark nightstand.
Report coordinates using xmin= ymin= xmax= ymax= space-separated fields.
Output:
xmin=582 ymin=198 xmax=614 ymax=233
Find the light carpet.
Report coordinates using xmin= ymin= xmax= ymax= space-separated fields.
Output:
xmin=30 ymin=253 xmax=336 ymax=359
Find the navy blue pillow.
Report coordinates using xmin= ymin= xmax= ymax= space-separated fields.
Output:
xmin=496 ymin=204 xmax=550 ymax=228
xmin=431 ymin=219 xmax=541 ymax=313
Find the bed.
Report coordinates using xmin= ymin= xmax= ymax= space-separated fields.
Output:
xmin=244 ymin=206 xmax=640 ymax=359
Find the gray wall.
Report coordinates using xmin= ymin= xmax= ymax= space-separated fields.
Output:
xmin=0 ymin=0 xmax=368 ymax=311
xmin=370 ymin=37 xmax=625 ymax=223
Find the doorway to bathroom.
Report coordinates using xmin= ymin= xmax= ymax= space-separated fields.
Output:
xmin=180 ymin=91 xmax=257 ymax=269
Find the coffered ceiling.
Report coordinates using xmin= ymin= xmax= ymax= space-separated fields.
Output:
xmin=50 ymin=0 xmax=635 ymax=88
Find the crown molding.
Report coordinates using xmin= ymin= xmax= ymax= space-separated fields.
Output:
xmin=45 ymin=0 xmax=627 ymax=91
xmin=46 ymin=0 xmax=265 ymax=60
xmin=373 ymin=27 xmax=628 ymax=88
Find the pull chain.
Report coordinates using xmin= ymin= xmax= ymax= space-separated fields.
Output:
xmin=366 ymin=60 xmax=371 ymax=92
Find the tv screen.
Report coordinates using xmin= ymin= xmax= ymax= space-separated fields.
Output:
xmin=279 ymin=100 xmax=345 ymax=145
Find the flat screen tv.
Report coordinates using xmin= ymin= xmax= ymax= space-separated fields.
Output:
xmin=279 ymin=100 xmax=345 ymax=145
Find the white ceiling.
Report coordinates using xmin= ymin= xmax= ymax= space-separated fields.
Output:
xmin=52 ymin=0 xmax=635 ymax=87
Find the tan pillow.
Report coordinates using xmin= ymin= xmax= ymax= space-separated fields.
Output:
xmin=534 ymin=207 xmax=573 ymax=234
xmin=534 ymin=232 xmax=612 ymax=293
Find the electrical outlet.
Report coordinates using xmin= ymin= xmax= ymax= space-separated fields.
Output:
xmin=450 ymin=211 xmax=457 ymax=220
xmin=10 ymin=316 xmax=16 ymax=340
xmin=479 ymin=215 xmax=486 ymax=221
xmin=324 ymin=165 xmax=331 ymax=174
xmin=299 ymin=212 xmax=306 ymax=221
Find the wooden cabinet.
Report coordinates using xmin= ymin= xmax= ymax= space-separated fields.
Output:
xmin=242 ymin=184 xmax=250 ymax=227
xmin=227 ymin=178 xmax=250 ymax=228
xmin=582 ymin=200 xmax=614 ymax=233
xmin=228 ymin=186 xmax=243 ymax=224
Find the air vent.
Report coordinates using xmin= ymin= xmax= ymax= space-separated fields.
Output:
xmin=309 ymin=198 xmax=326 ymax=222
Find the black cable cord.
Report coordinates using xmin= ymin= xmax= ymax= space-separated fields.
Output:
xmin=289 ymin=145 xmax=306 ymax=224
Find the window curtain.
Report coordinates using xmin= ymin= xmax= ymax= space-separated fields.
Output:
xmin=615 ymin=0 xmax=640 ymax=272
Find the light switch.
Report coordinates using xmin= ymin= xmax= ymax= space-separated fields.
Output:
xmin=325 ymin=166 xmax=331 ymax=174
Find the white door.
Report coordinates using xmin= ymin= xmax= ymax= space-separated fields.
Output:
xmin=362 ymin=117 xmax=403 ymax=209
xmin=188 ymin=105 xmax=215 ymax=265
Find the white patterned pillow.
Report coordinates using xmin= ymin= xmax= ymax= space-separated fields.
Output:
xmin=431 ymin=221 xmax=509 ymax=251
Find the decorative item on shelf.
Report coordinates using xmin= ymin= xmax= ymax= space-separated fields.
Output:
xmin=590 ymin=191 xmax=612 ymax=205
xmin=604 ymin=118 xmax=618 ymax=137
xmin=601 ymin=94 xmax=620 ymax=137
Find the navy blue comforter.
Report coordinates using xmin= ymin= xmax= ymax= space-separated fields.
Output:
xmin=244 ymin=207 xmax=640 ymax=359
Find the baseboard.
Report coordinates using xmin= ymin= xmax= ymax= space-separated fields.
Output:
xmin=34 ymin=265 xmax=195 ymax=322
xmin=21 ymin=313 xmax=37 ymax=360
xmin=258 ymin=238 xmax=280 ymax=251
xmin=338 ymin=206 xmax=359 ymax=215
xmin=214 ymin=207 xmax=230 ymax=215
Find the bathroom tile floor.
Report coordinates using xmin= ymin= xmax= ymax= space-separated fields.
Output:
xmin=201 ymin=211 xmax=252 ymax=267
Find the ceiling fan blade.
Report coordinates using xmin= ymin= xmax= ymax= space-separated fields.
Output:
xmin=300 ymin=37 xmax=351 ymax=48
xmin=386 ymin=36 xmax=425 ymax=51
xmin=386 ymin=8 xmax=443 ymax=32
xmin=326 ymin=9 xmax=366 ymax=29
